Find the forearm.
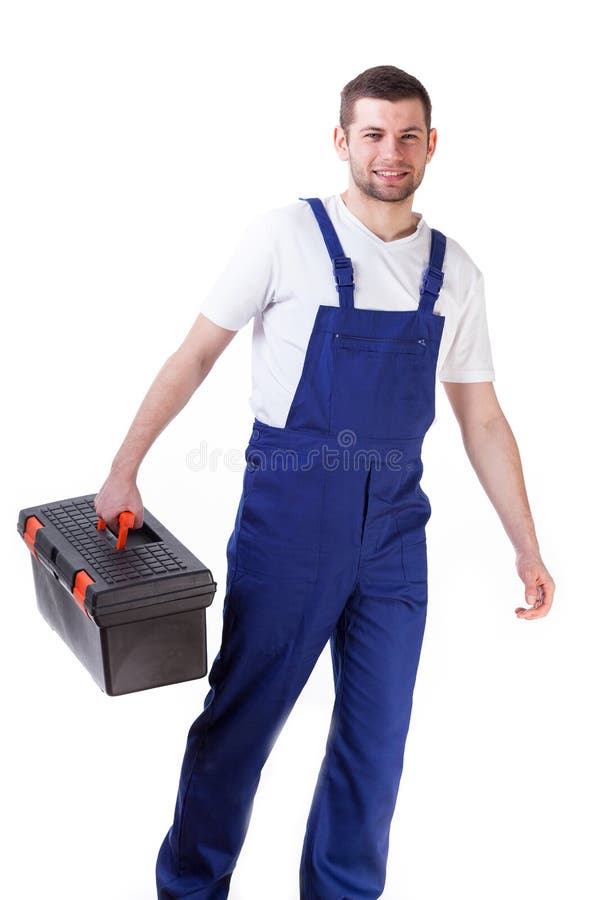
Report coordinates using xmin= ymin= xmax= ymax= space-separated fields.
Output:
xmin=461 ymin=412 xmax=540 ymax=557
xmin=110 ymin=349 xmax=209 ymax=479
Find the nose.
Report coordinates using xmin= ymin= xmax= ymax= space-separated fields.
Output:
xmin=380 ymin=135 xmax=407 ymax=160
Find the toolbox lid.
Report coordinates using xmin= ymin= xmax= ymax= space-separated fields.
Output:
xmin=17 ymin=495 xmax=217 ymax=618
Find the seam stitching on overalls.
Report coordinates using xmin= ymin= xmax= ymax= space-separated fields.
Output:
xmin=176 ymin=677 xmax=219 ymax=874
xmin=175 ymin=579 xmax=239 ymax=875
xmin=346 ymin=580 xmax=364 ymax=641
xmin=400 ymin=533 xmax=407 ymax=583
xmin=302 ymin=601 xmax=350 ymax=898
xmin=314 ymin=462 xmax=327 ymax=585
xmin=328 ymin=340 xmax=337 ymax=434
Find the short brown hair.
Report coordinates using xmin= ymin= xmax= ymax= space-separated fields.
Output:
xmin=339 ymin=65 xmax=432 ymax=136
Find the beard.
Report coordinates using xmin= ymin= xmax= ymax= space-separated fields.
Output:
xmin=348 ymin=156 xmax=426 ymax=203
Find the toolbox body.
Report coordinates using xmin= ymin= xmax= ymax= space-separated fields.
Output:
xmin=18 ymin=495 xmax=217 ymax=696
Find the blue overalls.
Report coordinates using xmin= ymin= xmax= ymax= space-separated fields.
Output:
xmin=156 ymin=197 xmax=447 ymax=899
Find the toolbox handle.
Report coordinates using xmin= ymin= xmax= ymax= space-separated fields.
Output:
xmin=97 ymin=510 xmax=136 ymax=550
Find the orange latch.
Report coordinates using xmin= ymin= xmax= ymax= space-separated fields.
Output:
xmin=72 ymin=570 xmax=94 ymax=620
xmin=24 ymin=515 xmax=44 ymax=559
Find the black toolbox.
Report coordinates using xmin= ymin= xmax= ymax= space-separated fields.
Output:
xmin=17 ymin=494 xmax=217 ymax=696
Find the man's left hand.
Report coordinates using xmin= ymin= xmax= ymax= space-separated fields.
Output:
xmin=514 ymin=553 xmax=555 ymax=619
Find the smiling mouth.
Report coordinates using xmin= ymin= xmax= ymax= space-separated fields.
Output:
xmin=373 ymin=170 xmax=410 ymax=181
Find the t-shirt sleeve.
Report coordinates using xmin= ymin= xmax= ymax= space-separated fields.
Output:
xmin=197 ymin=213 xmax=275 ymax=331
xmin=438 ymin=265 xmax=496 ymax=382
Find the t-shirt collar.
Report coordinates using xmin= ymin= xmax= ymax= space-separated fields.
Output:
xmin=333 ymin=193 xmax=425 ymax=247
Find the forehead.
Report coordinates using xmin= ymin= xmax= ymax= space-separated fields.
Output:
xmin=351 ymin=96 xmax=426 ymax=128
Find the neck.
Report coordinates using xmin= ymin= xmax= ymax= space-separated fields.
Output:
xmin=340 ymin=186 xmax=419 ymax=242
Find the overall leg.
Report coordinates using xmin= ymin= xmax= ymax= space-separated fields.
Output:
xmin=156 ymin=542 xmax=358 ymax=899
xmin=299 ymin=526 xmax=429 ymax=900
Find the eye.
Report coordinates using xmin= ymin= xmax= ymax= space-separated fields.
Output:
xmin=364 ymin=132 xmax=419 ymax=140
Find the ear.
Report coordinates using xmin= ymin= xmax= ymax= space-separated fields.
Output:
xmin=333 ymin=125 xmax=349 ymax=161
xmin=426 ymin=127 xmax=438 ymax=164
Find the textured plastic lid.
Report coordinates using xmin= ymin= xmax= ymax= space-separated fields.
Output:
xmin=17 ymin=494 xmax=217 ymax=616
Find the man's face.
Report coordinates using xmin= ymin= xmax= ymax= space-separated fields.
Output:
xmin=334 ymin=96 xmax=437 ymax=203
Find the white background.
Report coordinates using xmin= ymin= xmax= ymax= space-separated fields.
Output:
xmin=2 ymin=1 xmax=598 ymax=898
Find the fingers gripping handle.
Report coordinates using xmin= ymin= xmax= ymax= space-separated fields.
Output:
xmin=97 ymin=510 xmax=136 ymax=550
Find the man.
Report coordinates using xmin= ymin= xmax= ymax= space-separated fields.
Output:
xmin=95 ymin=65 xmax=555 ymax=899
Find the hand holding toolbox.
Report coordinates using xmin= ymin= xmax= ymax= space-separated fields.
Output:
xmin=17 ymin=494 xmax=217 ymax=696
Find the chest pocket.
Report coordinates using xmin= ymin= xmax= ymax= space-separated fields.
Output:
xmin=336 ymin=334 xmax=426 ymax=354
xmin=330 ymin=333 xmax=431 ymax=440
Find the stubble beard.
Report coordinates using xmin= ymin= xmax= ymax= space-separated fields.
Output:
xmin=349 ymin=156 xmax=426 ymax=204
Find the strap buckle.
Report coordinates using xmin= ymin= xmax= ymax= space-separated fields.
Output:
xmin=421 ymin=267 xmax=445 ymax=296
xmin=333 ymin=256 xmax=354 ymax=290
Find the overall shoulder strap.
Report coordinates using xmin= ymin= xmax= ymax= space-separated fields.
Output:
xmin=419 ymin=228 xmax=446 ymax=314
xmin=299 ymin=197 xmax=355 ymax=310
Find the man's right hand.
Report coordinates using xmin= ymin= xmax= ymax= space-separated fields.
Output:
xmin=94 ymin=472 xmax=144 ymax=534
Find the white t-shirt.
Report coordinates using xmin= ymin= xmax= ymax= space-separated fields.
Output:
xmin=198 ymin=193 xmax=495 ymax=428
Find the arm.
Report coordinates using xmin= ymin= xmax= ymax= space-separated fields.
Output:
xmin=442 ymin=381 xmax=555 ymax=620
xmin=94 ymin=313 xmax=237 ymax=530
